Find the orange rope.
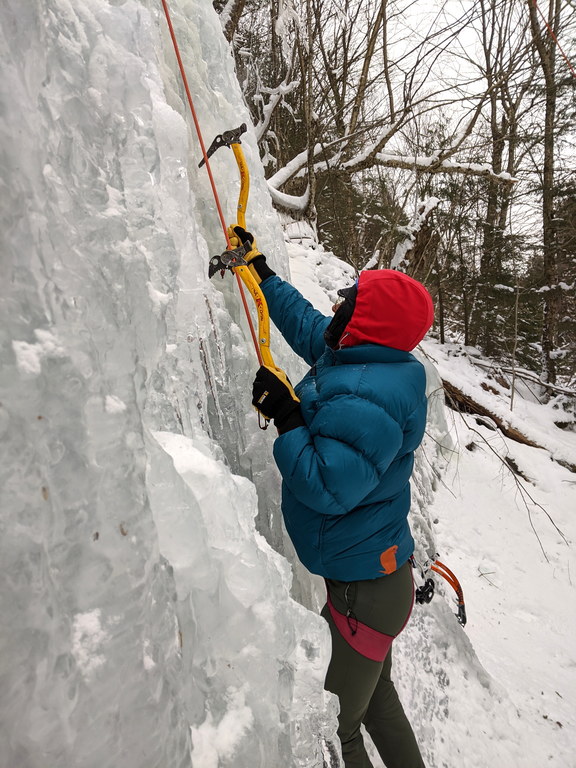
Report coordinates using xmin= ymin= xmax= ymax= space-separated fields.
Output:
xmin=532 ymin=0 xmax=576 ymax=79
xmin=159 ymin=0 xmax=263 ymax=364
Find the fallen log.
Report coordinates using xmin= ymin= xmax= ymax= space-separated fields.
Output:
xmin=442 ymin=379 xmax=576 ymax=473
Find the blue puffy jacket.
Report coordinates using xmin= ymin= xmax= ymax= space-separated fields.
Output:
xmin=261 ymin=269 xmax=434 ymax=582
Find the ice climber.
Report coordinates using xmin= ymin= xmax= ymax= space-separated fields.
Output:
xmin=231 ymin=226 xmax=434 ymax=768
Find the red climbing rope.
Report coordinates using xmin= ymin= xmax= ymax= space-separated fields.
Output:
xmin=532 ymin=0 xmax=576 ymax=79
xmin=159 ymin=0 xmax=263 ymax=364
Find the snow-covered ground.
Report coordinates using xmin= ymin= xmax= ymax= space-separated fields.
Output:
xmin=422 ymin=341 xmax=576 ymax=766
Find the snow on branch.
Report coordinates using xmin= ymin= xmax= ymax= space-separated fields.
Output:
xmin=266 ymin=133 xmax=515 ymax=195
xmin=373 ymin=153 xmax=517 ymax=184
xmin=255 ymin=77 xmax=300 ymax=143
xmin=469 ymin=358 xmax=576 ymax=397
xmin=443 ymin=379 xmax=576 ymax=474
xmin=275 ymin=0 xmax=302 ymax=65
xmin=267 ymin=145 xmax=321 ymax=189
xmin=266 ymin=182 xmax=310 ymax=213
xmin=391 ymin=197 xmax=442 ymax=269
xmin=338 ymin=87 xmax=515 ymax=183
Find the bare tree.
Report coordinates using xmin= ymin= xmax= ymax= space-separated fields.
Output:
xmin=527 ymin=0 xmax=563 ymax=385
xmin=214 ymin=0 xmax=576 ymax=386
xmin=214 ymin=0 xmax=248 ymax=41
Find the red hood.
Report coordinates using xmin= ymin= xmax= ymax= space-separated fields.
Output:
xmin=339 ymin=270 xmax=434 ymax=351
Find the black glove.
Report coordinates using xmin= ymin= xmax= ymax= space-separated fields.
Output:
xmin=252 ymin=365 xmax=305 ymax=434
xmin=324 ymin=284 xmax=358 ymax=349
xmin=229 ymin=225 xmax=276 ymax=285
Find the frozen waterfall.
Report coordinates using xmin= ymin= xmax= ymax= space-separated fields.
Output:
xmin=0 ymin=0 xmax=335 ymax=764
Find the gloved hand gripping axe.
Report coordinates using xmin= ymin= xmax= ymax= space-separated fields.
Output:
xmin=203 ymin=123 xmax=276 ymax=372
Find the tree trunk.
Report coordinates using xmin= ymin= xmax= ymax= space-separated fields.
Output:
xmin=528 ymin=0 xmax=562 ymax=385
xmin=304 ymin=0 xmax=317 ymax=221
xmin=217 ymin=0 xmax=247 ymax=42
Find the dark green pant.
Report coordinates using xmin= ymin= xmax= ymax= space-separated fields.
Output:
xmin=321 ymin=561 xmax=425 ymax=768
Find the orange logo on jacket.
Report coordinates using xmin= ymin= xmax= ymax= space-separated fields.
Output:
xmin=379 ymin=546 xmax=398 ymax=574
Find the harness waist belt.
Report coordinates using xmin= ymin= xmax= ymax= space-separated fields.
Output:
xmin=326 ymin=580 xmax=414 ymax=662
xmin=326 ymin=592 xmax=395 ymax=662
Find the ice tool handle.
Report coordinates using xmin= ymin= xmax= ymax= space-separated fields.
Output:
xmin=412 ymin=556 xmax=467 ymax=627
xmin=203 ymin=124 xmax=275 ymax=370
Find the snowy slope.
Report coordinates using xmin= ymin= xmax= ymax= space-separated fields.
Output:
xmin=1 ymin=1 xmax=575 ymax=767
xmin=420 ymin=341 xmax=576 ymax=767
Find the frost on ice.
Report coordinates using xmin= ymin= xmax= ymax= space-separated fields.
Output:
xmin=190 ymin=687 xmax=254 ymax=768
xmin=71 ymin=610 xmax=109 ymax=681
xmin=12 ymin=330 xmax=66 ymax=376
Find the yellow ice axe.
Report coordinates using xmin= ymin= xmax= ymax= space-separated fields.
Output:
xmin=203 ymin=124 xmax=275 ymax=370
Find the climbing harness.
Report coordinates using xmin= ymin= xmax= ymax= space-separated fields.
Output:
xmin=159 ymin=0 xmax=270 ymax=371
xmin=326 ymin=591 xmax=400 ymax=663
xmin=412 ymin=556 xmax=467 ymax=627
xmin=325 ymin=573 xmax=415 ymax=662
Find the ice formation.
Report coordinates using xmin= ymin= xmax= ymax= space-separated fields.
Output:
xmin=0 ymin=1 xmax=335 ymax=765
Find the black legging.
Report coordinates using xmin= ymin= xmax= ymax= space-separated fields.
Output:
xmin=322 ymin=561 xmax=425 ymax=768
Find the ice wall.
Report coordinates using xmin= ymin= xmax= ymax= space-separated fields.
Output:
xmin=0 ymin=1 xmax=334 ymax=766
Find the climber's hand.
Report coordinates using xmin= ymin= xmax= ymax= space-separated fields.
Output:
xmin=228 ymin=225 xmax=276 ymax=284
xmin=252 ymin=365 xmax=305 ymax=434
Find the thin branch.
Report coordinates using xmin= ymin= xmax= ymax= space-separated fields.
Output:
xmin=465 ymin=420 xmax=569 ymax=560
